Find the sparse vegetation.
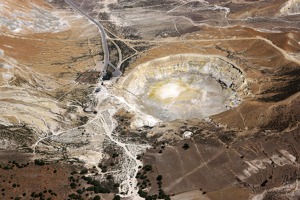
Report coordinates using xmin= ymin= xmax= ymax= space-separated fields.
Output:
xmin=103 ymin=71 xmax=113 ymax=81
xmin=156 ymin=175 xmax=163 ymax=181
xmin=143 ymin=165 xmax=152 ymax=172
xmin=93 ymin=195 xmax=101 ymax=200
xmin=112 ymin=153 xmax=119 ymax=158
xmin=113 ymin=195 xmax=121 ymax=200
xmin=182 ymin=143 xmax=190 ymax=150
xmin=80 ymin=168 xmax=88 ymax=174
xmin=34 ymin=159 xmax=45 ymax=166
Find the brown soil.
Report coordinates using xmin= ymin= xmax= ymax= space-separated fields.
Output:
xmin=140 ymin=125 xmax=300 ymax=199
xmin=0 ymin=161 xmax=77 ymax=200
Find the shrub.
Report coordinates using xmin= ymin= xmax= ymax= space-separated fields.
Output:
xmin=106 ymin=175 xmax=113 ymax=180
xmin=113 ymin=195 xmax=121 ymax=200
xmin=103 ymin=71 xmax=113 ymax=81
xmin=68 ymin=193 xmax=77 ymax=199
xmin=34 ymin=159 xmax=45 ymax=166
xmin=94 ymin=185 xmax=110 ymax=194
xmin=138 ymin=190 xmax=148 ymax=198
xmin=86 ymin=186 xmax=95 ymax=191
xmin=143 ymin=165 xmax=152 ymax=172
xmin=112 ymin=153 xmax=119 ymax=158
xmin=90 ymin=180 xmax=101 ymax=186
xmin=3 ymin=165 xmax=12 ymax=170
xmin=93 ymin=195 xmax=101 ymax=200
xmin=82 ymin=176 xmax=93 ymax=183
xmin=71 ymin=171 xmax=77 ymax=175
xmin=80 ymin=169 xmax=88 ymax=174
xmin=182 ymin=143 xmax=190 ymax=150
xmin=140 ymin=174 xmax=147 ymax=179
xmin=156 ymin=175 xmax=163 ymax=181
xmin=76 ymin=189 xmax=84 ymax=194
xmin=70 ymin=182 xmax=77 ymax=189
xmin=113 ymin=183 xmax=120 ymax=188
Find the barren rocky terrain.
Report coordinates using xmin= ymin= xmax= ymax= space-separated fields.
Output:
xmin=0 ymin=0 xmax=300 ymax=200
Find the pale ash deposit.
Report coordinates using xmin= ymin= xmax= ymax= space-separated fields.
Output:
xmin=119 ymin=54 xmax=245 ymax=121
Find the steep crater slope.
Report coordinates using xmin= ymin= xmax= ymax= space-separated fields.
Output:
xmin=119 ymin=54 xmax=245 ymax=121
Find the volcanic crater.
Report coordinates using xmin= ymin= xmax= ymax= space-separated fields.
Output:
xmin=119 ymin=54 xmax=245 ymax=121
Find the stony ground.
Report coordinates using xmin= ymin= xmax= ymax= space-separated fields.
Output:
xmin=0 ymin=0 xmax=300 ymax=200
